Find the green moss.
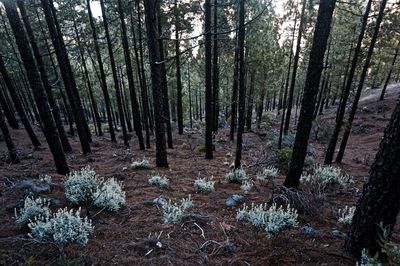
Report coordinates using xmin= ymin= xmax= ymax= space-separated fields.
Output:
xmin=278 ymin=147 xmax=292 ymax=164
xmin=195 ymin=144 xmax=206 ymax=153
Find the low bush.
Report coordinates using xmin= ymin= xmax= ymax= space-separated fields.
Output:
xmin=194 ymin=177 xmax=215 ymax=193
xmin=131 ymin=159 xmax=151 ymax=169
xmin=148 ymin=174 xmax=170 ymax=188
xmin=162 ymin=195 xmax=193 ymax=224
xmin=15 ymin=196 xmax=51 ymax=228
xmin=225 ymin=168 xmax=246 ymax=183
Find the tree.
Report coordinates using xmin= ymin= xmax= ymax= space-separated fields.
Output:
xmin=0 ymin=105 xmax=19 ymax=163
xmin=212 ymin=0 xmax=219 ymax=132
xmin=234 ymin=0 xmax=245 ymax=168
xmin=379 ymin=42 xmax=399 ymax=101
xmin=86 ymin=0 xmax=116 ymax=143
xmin=143 ymin=0 xmax=168 ymax=167
xmin=324 ymin=0 xmax=372 ymax=165
xmin=40 ymin=0 xmax=91 ymax=155
xmin=204 ymin=0 xmax=213 ymax=159
xmin=345 ymin=94 xmax=400 ymax=256
xmin=0 ymin=55 xmax=41 ymax=148
xmin=174 ymin=0 xmax=184 ymax=135
xmin=284 ymin=0 xmax=337 ymax=188
xmin=99 ymin=0 xmax=129 ymax=147
xmin=3 ymin=0 xmax=69 ymax=174
xmin=17 ymin=0 xmax=72 ymax=153
xmin=0 ymin=85 xmax=18 ymax=130
xmin=336 ymin=0 xmax=388 ymax=163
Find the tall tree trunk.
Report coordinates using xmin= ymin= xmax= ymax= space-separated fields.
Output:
xmin=345 ymin=94 xmax=400 ymax=256
xmin=284 ymin=0 xmax=306 ymax=135
xmin=41 ymin=0 xmax=91 ymax=154
xmin=0 ymin=84 xmax=18 ymax=129
xmin=324 ymin=0 xmax=372 ymax=164
xmin=72 ymin=18 xmax=103 ymax=137
xmin=3 ymin=0 xmax=69 ymax=174
xmin=246 ymin=71 xmax=254 ymax=131
xmin=100 ymin=0 xmax=129 ymax=147
xmin=0 ymin=105 xmax=19 ymax=163
xmin=17 ymin=0 xmax=72 ymax=153
xmin=336 ymin=0 xmax=387 ymax=163
xmin=230 ymin=37 xmax=239 ymax=141
xmin=379 ymin=42 xmax=399 ymax=101
xmin=234 ymin=0 xmax=246 ymax=168
xmin=212 ymin=0 xmax=220 ymax=132
xmin=205 ymin=0 xmax=213 ymax=159
xmin=188 ymin=62 xmax=193 ymax=128
xmin=86 ymin=0 xmax=116 ymax=143
xmin=174 ymin=0 xmax=184 ymax=135
xmin=130 ymin=3 xmax=151 ymax=148
xmin=0 ymin=55 xmax=41 ymax=147
xmin=284 ymin=0 xmax=336 ymax=188
xmin=143 ymin=0 xmax=168 ymax=167
xmin=156 ymin=3 xmax=173 ymax=149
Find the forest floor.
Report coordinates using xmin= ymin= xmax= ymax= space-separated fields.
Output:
xmin=0 ymin=84 xmax=399 ymax=265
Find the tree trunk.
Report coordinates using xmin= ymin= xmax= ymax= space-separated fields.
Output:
xmin=230 ymin=37 xmax=239 ymax=141
xmin=212 ymin=0 xmax=220 ymax=132
xmin=100 ymin=0 xmax=129 ymax=147
xmin=174 ymin=0 xmax=184 ymax=135
xmin=0 ymin=105 xmax=19 ymax=163
xmin=234 ymin=0 xmax=246 ymax=168
xmin=3 ymin=0 xmax=69 ymax=174
xmin=345 ymin=94 xmax=400 ymax=256
xmin=246 ymin=71 xmax=255 ymax=131
xmin=379 ymin=43 xmax=399 ymax=101
xmin=284 ymin=0 xmax=336 ymax=188
xmin=284 ymin=0 xmax=306 ymax=135
xmin=324 ymin=0 xmax=372 ymax=164
xmin=143 ymin=0 xmax=168 ymax=167
xmin=0 ymin=55 xmax=41 ymax=147
xmin=41 ymin=0 xmax=91 ymax=154
xmin=17 ymin=0 xmax=72 ymax=153
xmin=336 ymin=0 xmax=387 ymax=163
xmin=205 ymin=0 xmax=213 ymax=159
xmin=0 ymin=83 xmax=18 ymax=129
xmin=86 ymin=0 xmax=116 ymax=143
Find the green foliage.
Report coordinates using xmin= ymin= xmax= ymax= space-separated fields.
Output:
xmin=195 ymin=145 xmax=206 ymax=153
xmin=278 ymin=148 xmax=292 ymax=164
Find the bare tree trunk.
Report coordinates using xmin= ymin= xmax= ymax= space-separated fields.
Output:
xmin=205 ymin=0 xmax=213 ymax=159
xmin=379 ymin=42 xmax=399 ymax=101
xmin=0 ymin=105 xmax=19 ymax=163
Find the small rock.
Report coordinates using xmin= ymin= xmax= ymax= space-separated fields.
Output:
xmin=48 ymin=198 xmax=65 ymax=207
xmin=331 ymin=229 xmax=347 ymax=238
xmin=225 ymin=194 xmax=244 ymax=207
xmin=15 ymin=179 xmax=51 ymax=194
xmin=153 ymin=196 xmax=167 ymax=206
xmin=301 ymin=226 xmax=319 ymax=236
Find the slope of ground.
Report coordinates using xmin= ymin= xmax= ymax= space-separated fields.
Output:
xmin=0 ymin=84 xmax=399 ymax=265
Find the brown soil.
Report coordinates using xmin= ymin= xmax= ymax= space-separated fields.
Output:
xmin=0 ymin=85 xmax=399 ymax=265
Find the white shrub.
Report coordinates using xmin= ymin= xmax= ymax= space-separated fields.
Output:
xmin=257 ymin=166 xmax=279 ymax=182
xmin=300 ymin=165 xmax=353 ymax=190
xmin=226 ymin=168 xmax=246 ymax=183
xmin=338 ymin=206 xmax=356 ymax=225
xmin=93 ymin=178 xmax=126 ymax=212
xmin=131 ymin=159 xmax=150 ymax=169
xmin=28 ymin=207 xmax=93 ymax=246
xmin=240 ymin=179 xmax=253 ymax=193
xmin=39 ymin=174 xmax=52 ymax=184
xmin=15 ymin=196 xmax=51 ymax=228
xmin=162 ymin=195 xmax=193 ymax=224
xmin=358 ymin=249 xmax=381 ymax=266
xmin=64 ymin=166 xmax=125 ymax=211
xmin=64 ymin=166 xmax=100 ymax=205
xmin=194 ymin=177 xmax=215 ymax=193
xmin=148 ymin=174 xmax=170 ymax=188
xmin=237 ymin=203 xmax=298 ymax=238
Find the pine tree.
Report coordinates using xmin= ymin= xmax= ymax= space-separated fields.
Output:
xmin=205 ymin=0 xmax=213 ymax=159
xmin=0 ymin=105 xmax=19 ymax=163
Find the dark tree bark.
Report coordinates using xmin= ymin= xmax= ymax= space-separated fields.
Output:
xmin=336 ymin=0 xmax=387 ymax=163
xmin=205 ymin=0 xmax=213 ymax=159
xmin=324 ymin=0 xmax=372 ymax=164
xmin=17 ymin=0 xmax=72 ymax=153
xmin=379 ymin=43 xmax=399 ymax=101
xmin=234 ymin=0 xmax=246 ymax=168
xmin=0 ymin=105 xmax=19 ymax=163
xmin=130 ymin=3 xmax=151 ymax=148
xmin=345 ymin=95 xmax=400 ymax=256
xmin=257 ymin=89 xmax=265 ymax=128
xmin=212 ymin=0 xmax=220 ymax=132
xmin=143 ymin=0 xmax=168 ymax=167
xmin=229 ymin=42 xmax=239 ymax=141
xmin=86 ymin=0 xmax=116 ymax=143
xmin=174 ymin=0 xmax=184 ymax=135
xmin=0 ymin=55 xmax=41 ymax=147
xmin=119 ymin=66 xmax=133 ymax=132
xmin=3 ymin=0 xmax=69 ymax=174
xmin=41 ymin=0 xmax=91 ymax=154
xmin=72 ymin=18 xmax=102 ymax=137
xmin=246 ymin=71 xmax=255 ymax=131
xmin=100 ymin=0 xmax=129 ymax=147
xmin=284 ymin=0 xmax=336 ymax=188
xmin=284 ymin=0 xmax=306 ymax=135
xmin=188 ymin=62 xmax=193 ymax=128
xmin=0 ymin=83 xmax=18 ymax=129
